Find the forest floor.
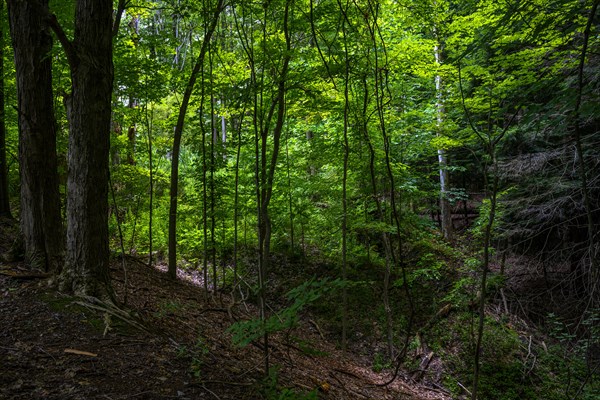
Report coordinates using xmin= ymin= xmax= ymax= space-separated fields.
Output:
xmin=0 ymin=225 xmax=451 ymax=399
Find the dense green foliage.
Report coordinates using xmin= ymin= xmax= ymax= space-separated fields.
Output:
xmin=3 ymin=0 xmax=599 ymax=398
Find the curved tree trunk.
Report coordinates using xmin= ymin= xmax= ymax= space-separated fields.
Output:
xmin=167 ymin=0 xmax=224 ymax=279
xmin=7 ymin=0 xmax=63 ymax=272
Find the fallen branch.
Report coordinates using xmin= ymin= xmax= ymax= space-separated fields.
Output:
xmin=457 ymin=381 xmax=472 ymax=396
xmin=308 ymin=319 xmax=324 ymax=339
xmin=500 ymin=288 xmax=509 ymax=314
xmin=64 ymin=348 xmax=97 ymax=357
xmin=195 ymin=380 xmax=253 ymax=387
xmin=419 ymin=304 xmax=453 ymax=335
xmin=411 ymin=351 xmax=434 ymax=381
xmin=202 ymin=385 xmax=222 ymax=400
xmin=74 ymin=296 xmax=149 ymax=333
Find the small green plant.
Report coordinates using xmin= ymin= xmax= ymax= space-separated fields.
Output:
xmin=176 ymin=335 xmax=210 ymax=378
xmin=371 ymin=352 xmax=392 ymax=373
xmin=541 ymin=311 xmax=600 ymax=399
xmin=443 ymin=275 xmax=477 ymax=308
xmin=228 ymin=278 xmax=344 ymax=347
xmin=190 ymin=336 xmax=210 ymax=377
xmin=485 ymin=273 xmax=506 ymax=294
xmin=470 ymin=189 xmax=510 ymax=242
xmin=402 ymin=252 xmax=445 ymax=287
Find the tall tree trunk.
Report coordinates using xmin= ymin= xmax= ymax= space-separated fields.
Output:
xmin=472 ymin=152 xmax=498 ymax=400
xmin=209 ymin=51 xmax=217 ymax=294
xmin=201 ymin=102 xmax=209 ymax=293
xmin=340 ymin=4 xmax=350 ymax=352
xmin=364 ymin=0 xmax=414 ymax=365
xmin=7 ymin=0 xmax=63 ymax=272
xmin=145 ymin=105 xmax=154 ymax=266
xmin=232 ymin=111 xmax=245 ymax=299
xmin=434 ymin=35 xmax=453 ymax=241
xmin=250 ymin=0 xmax=293 ymax=374
xmin=51 ymin=0 xmax=115 ymax=298
xmin=0 ymin=2 xmax=13 ymax=218
xmin=360 ymin=72 xmax=395 ymax=359
xmin=167 ymin=0 xmax=224 ymax=279
xmin=458 ymin=77 xmax=521 ymax=400
xmin=285 ymin=128 xmax=295 ymax=251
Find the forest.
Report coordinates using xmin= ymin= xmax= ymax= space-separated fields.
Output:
xmin=0 ymin=0 xmax=599 ymax=399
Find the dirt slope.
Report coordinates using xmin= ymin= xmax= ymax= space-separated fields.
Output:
xmin=0 ymin=242 xmax=450 ymax=399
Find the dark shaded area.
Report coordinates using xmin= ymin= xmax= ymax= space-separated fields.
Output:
xmin=0 ymin=226 xmax=447 ymax=400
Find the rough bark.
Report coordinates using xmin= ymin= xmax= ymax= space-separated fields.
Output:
xmin=7 ymin=0 xmax=63 ymax=272
xmin=52 ymin=0 xmax=114 ymax=298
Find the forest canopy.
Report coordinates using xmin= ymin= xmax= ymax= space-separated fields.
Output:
xmin=1 ymin=0 xmax=599 ymax=399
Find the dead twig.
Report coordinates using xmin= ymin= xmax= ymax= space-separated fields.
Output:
xmin=308 ymin=319 xmax=324 ymax=339
xmin=196 ymin=380 xmax=253 ymax=387
xmin=457 ymin=381 xmax=472 ymax=396
xmin=500 ymin=288 xmax=509 ymax=314
xmin=202 ymin=385 xmax=222 ymax=400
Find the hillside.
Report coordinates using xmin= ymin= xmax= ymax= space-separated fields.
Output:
xmin=0 ymin=249 xmax=450 ymax=400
